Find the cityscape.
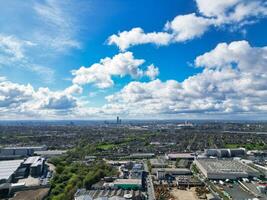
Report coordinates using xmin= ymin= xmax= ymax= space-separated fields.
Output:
xmin=0 ymin=0 xmax=267 ymax=200
xmin=0 ymin=120 xmax=266 ymax=200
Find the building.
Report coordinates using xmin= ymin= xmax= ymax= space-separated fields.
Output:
xmin=167 ymin=153 xmax=195 ymax=161
xmin=204 ymin=148 xmax=246 ymax=158
xmin=113 ymin=179 xmax=142 ymax=190
xmin=0 ymin=160 xmax=24 ymax=197
xmin=0 ymin=146 xmax=47 ymax=157
xmin=150 ymin=159 xmax=168 ymax=168
xmin=22 ymin=156 xmax=45 ymax=177
xmin=0 ymin=160 xmax=24 ymax=184
xmin=151 ymin=168 xmax=192 ymax=180
xmin=35 ymin=150 xmax=66 ymax=158
xmin=74 ymin=188 xmax=143 ymax=200
xmin=195 ymin=158 xmax=260 ymax=180
xmin=116 ymin=116 xmax=122 ymax=124
xmin=129 ymin=153 xmax=155 ymax=159
xmin=253 ymin=164 xmax=267 ymax=178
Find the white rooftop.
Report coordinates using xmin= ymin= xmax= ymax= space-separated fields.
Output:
xmin=0 ymin=159 xmax=23 ymax=181
xmin=23 ymin=156 xmax=41 ymax=165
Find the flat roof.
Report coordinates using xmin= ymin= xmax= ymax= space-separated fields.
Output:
xmin=152 ymin=168 xmax=191 ymax=173
xmin=114 ymin=179 xmax=141 ymax=185
xmin=167 ymin=153 xmax=195 ymax=159
xmin=23 ymin=156 xmax=41 ymax=165
xmin=196 ymin=159 xmax=259 ymax=174
xmin=0 ymin=159 xmax=23 ymax=181
xmin=130 ymin=153 xmax=155 ymax=156
xmin=36 ymin=150 xmax=66 ymax=155
xmin=3 ymin=146 xmax=44 ymax=149
xmin=150 ymin=159 xmax=167 ymax=165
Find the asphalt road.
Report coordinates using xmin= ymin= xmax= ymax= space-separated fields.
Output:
xmin=144 ymin=162 xmax=156 ymax=200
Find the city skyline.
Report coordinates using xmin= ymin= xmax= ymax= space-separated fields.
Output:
xmin=0 ymin=0 xmax=267 ymax=119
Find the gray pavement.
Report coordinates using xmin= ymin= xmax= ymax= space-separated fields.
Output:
xmin=144 ymin=162 xmax=156 ymax=200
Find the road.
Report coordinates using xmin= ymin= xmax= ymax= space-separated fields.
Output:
xmin=144 ymin=162 xmax=156 ymax=200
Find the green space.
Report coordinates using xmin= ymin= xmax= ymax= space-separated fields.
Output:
xmin=48 ymin=151 xmax=117 ymax=200
xmin=96 ymin=143 xmax=116 ymax=150
xmin=225 ymin=142 xmax=267 ymax=150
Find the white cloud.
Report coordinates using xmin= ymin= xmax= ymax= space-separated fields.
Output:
xmin=108 ymin=27 xmax=172 ymax=51
xmin=195 ymin=0 xmax=267 ymax=24
xmin=102 ymin=41 xmax=267 ymax=117
xmin=1 ymin=41 xmax=267 ymax=119
xmin=195 ymin=0 xmax=240 ymax=18
xmin=165 ymin=13 xmax=212 ymax=42
xmin=108 ymin=0 xmax=267 ymax=50
xmin=0 ymin=79 xmax=81 ymax=119
xmin=72 ymin=52 xmax=158 ymax=88
xmin=0 ymin=34 xmax=34 ymax=62
xmin=145 ymin=65 xmax=159 ymax=80
xmin=195 ymin=40 xmax=267 ymax=74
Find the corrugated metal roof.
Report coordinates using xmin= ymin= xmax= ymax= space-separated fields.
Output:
xmin=0 ymin=159 xmax=23 ymax=181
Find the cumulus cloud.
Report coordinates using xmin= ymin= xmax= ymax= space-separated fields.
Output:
xmin=1 ymin=40 xmax=267 ymax=119
xmin=165 ymin=13 xmax=212 ymax=42
xmin=0 ymin=79 xmax=81 ymax=118
xmin=195 ymin=40 xmax=267 ymax=73
xmin=145 ymin=65 xmax=159 ymax=80
xmin=195 ymin=0 xmax=267 ymax=24
xmin=72 ymin=52 xmax=159 ymax=88
xmin=103 ymin=41 xmax=267 ymax=117
xmin=108 ymin=27 xmax=172 ymax=51
xmin=108 ymin=0 xmax=267 ymax=50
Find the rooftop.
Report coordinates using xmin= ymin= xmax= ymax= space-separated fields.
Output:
xmin=0 ymin=159 xmax=23 ymax=181
xmin=167 ymin=153 xmax=195 ymax=159
xmin=196 ymin=159 xmax=259 ymax=174
xmin=114 ymin=179 xmax=141 ymax=185
xmin=150 ymin=158 xmax=167 ymax=166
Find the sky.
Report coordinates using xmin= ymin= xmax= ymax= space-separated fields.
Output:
xmin=0 ymin=0 xmax=267 ymax=120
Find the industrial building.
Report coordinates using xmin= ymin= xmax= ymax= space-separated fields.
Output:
xmin=35 ymin=150 xmax=66 ymax=158
xmin=74 ymin=188 xmax=144 ymax=200
xmin=150 ymin=158 xmax=168 ymax=168
xmin=0 ymin=160 xmax=24 ymax=197
xmin=0 ymin=160 xmax=24 ymax=184
xmin=113 ymin=179 xmax=142 ymax=190
xmin=204 ymin=148 xmax=246 ymax=158
xmin=166 ymin=153 xmax=195 ymax=160
xmin=0 ymin=146 xmax=47 ymax=157
xmin=151 ymin=168 xmax=192 ymax=180
xmin=22 ymin=156 xmax=45 ymax=177
xmin=195 ymin=158 xmax=260 ymax=180
xmin=129 ymin=153 xmax=155 ymax=159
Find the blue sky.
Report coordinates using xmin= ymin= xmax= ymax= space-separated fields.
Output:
xmin=0 ymin=0 xmax=267 ymax=119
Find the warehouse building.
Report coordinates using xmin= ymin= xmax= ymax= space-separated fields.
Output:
xmin=113 ymin=179 xmax=142 ymax=190
xmin=0 ymin=160 xmax=24 ymax=184
xmin=150 ymin=158 xmax=168 ymax=168
xmin=0 ymin=160 xmax=24 ymax=197
xmin=0 ymin=146 xmax=47 ymax=157
xmin=204 ymin=148 xmax=246 ymax=158
xmin=195 ymin=158 xmax=260 ymax=180
xmin=74 ymin=188 xmax=143 ymax=200
xmin=35 ymin=150 xmax=66 ymax=158
xmin=129 ymin=153 xmax=155 ymax=159
xmin=152 ymin=168 xmax=192 ymax=180
xmin=167 ymin=153 xmax=195 ymax=161
xmin=22 ymin=156 xmax=45 ymax=177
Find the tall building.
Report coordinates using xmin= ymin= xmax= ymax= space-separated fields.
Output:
xmin=116 ymin=116 xmax=121 ymax=124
